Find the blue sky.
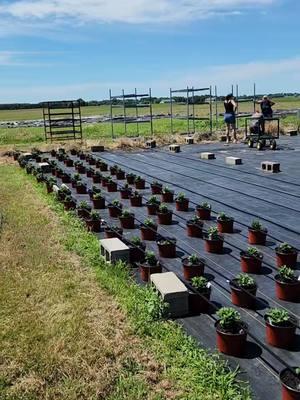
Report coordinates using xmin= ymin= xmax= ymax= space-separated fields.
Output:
xmin=0 ymin=0 xmax=300 ymax=103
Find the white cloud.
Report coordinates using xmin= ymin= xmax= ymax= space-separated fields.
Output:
xmin=0 ymin=0 xmax=275 ymax=24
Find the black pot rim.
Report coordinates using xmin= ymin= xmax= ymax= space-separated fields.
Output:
xmin=264 ymin=314 xmax=296 ymax=328
xmin=248 ymin=227 xmax=268 ymax=233
xmin=279 ymin=368 xmax=300 ymax=393
xmin=217 ymin=217 xmax=234 ymax=222
xmin=204 ymin=235 xmax=223 ymax=242
xmin=140 ymin=224 xmax=157 ymax=230
xmin=187 ymin=220 xmax=203 ymax=227
xmin=182 ymin=257 xmax=205 ymax=267
xmin=139 ymin=262 xmax=161 ymax=269
xmin=275 ymin=247 xmax=298 ymax=256
xmin=240 ymin=250 xmax=263 ymax=260
xmin=157 ymin=211 xmax=172 ymax=216
xmin=274 ymin=275 xmax=300 ymax=285
xmin=230 ymin=278 xmax=257 ymax=291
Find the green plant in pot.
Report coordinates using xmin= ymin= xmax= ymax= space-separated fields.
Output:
xmin=175 ymin=192 xmax=189 ymax=211
xmin=186 ymin=215 xmax=203 ymax=238
xmin=196 ymin=201 xmax=212 ymax=220
xmin=182 ymin=254 xmax=205 ymax=280
xmin=215 ymin=307 xmax=247 ymax=356
xmin=240 ymin=247 xmax=263 ymax=274
xmin=230 ymin=273 xmax=257 ymax=309
xmin=275 ymin=242 xmax=298 ymax=269
xmin=119 ymin=209 xmax=135 ymax=229
xmin=217 ymin=212 xmax=234 ymax=233
xmin=139 ymin=251 xmax=162 ymax=282
xmin=157 ymin=238 xmax=176 ymax=258
xmin=157 ymin=204 xmax=173 ymax=225
xmin=129 ymin=236 xmax=146 ymax=264
xmin=46 ymin=177 xmax=57 ymax=192
xmin=104 ymin=225 xmax=123 ymax=239
xmin=135 ymin=175 xmax=145 ymax=189
xmin=161 ymin=186 xmax=174 ymax=203
xmin=205 ymin=226 xmax=223 ymax=254
xmin=140 ymin=218 xmax=157 ymax=241
xmin=265 ymin=308 xmax=296 ymax=349
xmin=151 ymin=180 xmax=162 ymax=194
xmin=248 ymin=220 xmax=268 ymax=245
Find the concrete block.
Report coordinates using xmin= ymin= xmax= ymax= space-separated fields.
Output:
xmin=61 ymin=184 xmax=70 ymax=191
xmin=100 ymin=238 xmax=130 ymax=263
xmin=226 ymin=157 xmax=242 ymax=165
xmin=150 ymin=272 xmax=189 ymax=317
xmin=200 ymin=152 xmax=215 ymax=160
xmin=22 ymin=152 xmax=33 ymax=161
xmin=146 ymin=140 xmax=156 ymax=148
xmin=91 ymin=145 xmax=105 ymax=152
xmin=52 ymin=185 xmax=60 ymax=194
xmin=185 ymin=137 xmax=194 ymax=145
xmin=37 ymin=162 xmax=51 ymax=173
xmin=169 ymin=144 xmax=180 ymax=153
xmin=286 ymin=130 xmax=298 ymax=137
xmin=261 ymin=161 xmax=280 ymax=173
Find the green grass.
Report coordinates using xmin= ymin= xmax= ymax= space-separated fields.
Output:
xmin=0 ymin=163 xmax=252 ymax=399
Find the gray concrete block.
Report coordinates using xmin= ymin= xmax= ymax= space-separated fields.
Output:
xmin=91 ymin=145 xmax=104 ymax=152
xmin=100 ymin=238 xmax=130 ymax=263
xmin=146 ymin=140 xmax=156 ymax=148
xmin=37 ymin=162 xmax=51 ymax=173
xmin=169 ymin=144 xmax=180 ymax=153
xmin=150 ymin=272 xmax=189 ymax=317
xmin=185 ymin=137 xmax=194 ymax=145
xmin=261 ymin=161 xmax=280 ymax=173
xmin=52 ymin=185 xmax=60 ymax=194
xmin=286 ymin=130 xmax=298 ymax=137
xmin=200 ymin=152 xmax=215 ymax=160
xmin=226 ymin=157 xmax=242 ymax=165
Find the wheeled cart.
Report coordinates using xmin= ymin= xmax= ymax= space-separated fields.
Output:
xmin=245 ymin=117 xmax=280 ymax=150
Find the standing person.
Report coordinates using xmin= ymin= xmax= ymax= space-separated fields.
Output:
xmin=224 ymin=94 xmax=237 ymax=143
xmin=256 ymin=95 xmax=275 ymax=118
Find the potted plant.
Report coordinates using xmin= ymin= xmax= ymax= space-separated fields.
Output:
xmin=217 ymin=212 xmax=234 ymax=233
xmin=56 ymin=186 xmax=71 ymax=202
xmin=146 ymin=196 xmax=161 ymax=215
xmin=120 ymin=183 xmax=132 ymax=199
xmin=92 ymin=170 xmax=102 ymax=184
xmin=139 ymin=251 xmax=162 ymax=282
xmin=140 ymin=218 xmax=158 ymax=241
xmin=99 ymin=161 xmax=108 ymax=172
xmin=157 ymin=204 xmax=173 ymax=225
xmin=196 ymin=202 xmax=212 ymax=220
xmin=108 ymin=199 xmax=123 ymax=218
xmin=86 ymin=167 xmax=95 ymax=178
xmin=71 ymin=173 xmax=81 ymax=188
xmin=182 ymin=254 xmax=205 ymax=280
xmin=119 ymin=210 xmax=135 ymax=229
xmin=204 ymin=227 xmax=224 ymax=254
xmin=55 ymin=167 xmax=64 ymax=179
xmin=50 ymin=149 xmax=56 ymax=157
xmin=275 ymin=243 xmax=298 ymax=269
xmin=240 ymin=247 xmax=263 ymax=274
xmin=92 ymin=192 xmax=106 ymax=209
xmin=116 ymin=168 xmax=125 ymax=180
xmin=215 ymin=307 xmax=248 ymax=357
xmin=77 ymin=200 xmax=91 ymax=218
xmin=78 ymin=151 xmax=86 ymax=160
xmin=126 ymin=173 xmax=136 ymax=184
xmin=161 ymin=186 xmax=174 ymax=203
xmin=88 ymin=156 xmax=96 ymax=166
xmin=130 ymin=191 xmax=142 ymax=207
xmin=186 ymin=216 xmax=203 ymax=238
xmin=86 ymin=210 xmax=101 ymax=233
xmin=88 ymin=185 xmax=101 ymax=199
xmin=230 ymin=274 xmax=257 ymax=309
xmin=157 ymin=238 xmax=177 ymax=258
xmin=110 ymin=164 xmax=118 ymax=175
xmin=36 ymin=172 xmax=44 ymax=183
xmin=76 ymin=180 xmax=87 ymax=195
xmin=63 ymin=195 xmax=76 ymax=211
xmin=65 ymin=157 xmax=74 ymax=167
xmin=104 ymin=225 xmax=123 ymax=239
xmin=151 ymin=180 xmax=163 ymax=195
xmin=61 ymin=172 xmax=71 ymax=184
xmin=101 ymin=175 xmax=109 ymax=187
xmin=129 ymin=236 xmax=146 ymax=264
xmin=75 ymin=161 xmax=86 ymax=174
xmin=70 ymin=148 xmax=77 ymax=156
xmin=175 ymin=192 xmax=189 ymax=212
xmin=135 ymin=176 xmax=145 ymax=189
xmin=275 ymin=266 xmax=300 ymax=302
xmin=106 ymin=177 xmax=118 ymax=192
xmin=248 ymin=220 xmax=268 ymax=245
xmin=46 ymin=177 xmax=57 ymax=193
xmin=280 ymin=367 xmax=300 ymax=400
xmin=265 ymin=308 xmax=296 ymax=349
xmin=189 ymin=276 xmax=211 ymax=314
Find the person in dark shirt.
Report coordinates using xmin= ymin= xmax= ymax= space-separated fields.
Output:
xmin=224 ymin=94 xmax=237 ymax=143
xmin=256 ymin=95 xmax=275 ymax=118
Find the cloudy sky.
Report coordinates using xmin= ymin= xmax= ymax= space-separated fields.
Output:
xmin=0 ymin=0 xmax=299 ymax=102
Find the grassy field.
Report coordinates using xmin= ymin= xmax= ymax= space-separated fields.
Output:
xmin=0 ymin=162 xmax=251 ymax=399
xmin=1 ymin=97 xmax=300 ymax=121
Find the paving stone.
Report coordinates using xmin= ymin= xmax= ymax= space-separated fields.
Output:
xmin=100 ymin=238 xmax=130 ymax=263
xmin=150 ymin=272 xmax=189 ymax=317
xmin=37 ymin=162 xmax=51 ymax=173
xmin=52 ymin=185 xmax=60 ymax=194
xmin=261 ymin=161 xmax=281 ymax=173
xmin=185 ymin=137 xmax=194 ymax=145
xmin=146 ymin=140 xmax=156 ymax=148
xmin=226 ymin=157 xmax=242 ymax=165
xmin=91 ymin=145 xmax=105 ymax=152
xmin=200 ymin=152 xmax=215 ymax=160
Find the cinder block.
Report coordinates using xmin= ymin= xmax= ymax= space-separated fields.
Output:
xmin=100 ymin=238 xmax=130 ymax=263
xmin=150 ymin=272 xmax=189 ymax=317
xmin=261 ymin=161 xmax=280 ymax=173
xmin=226 ymin=157 xmax=242 ymax=165
xmin=22 ymin=153 xmax=33 ymax=161
xmin=201 ymin=152 xmax=215 ymax=160
xmin=37 ymin=162 xmax=51 ymax=173
xmin=91 ymin=145 xmax=105 ymax=152
xmin=146 ymin=140 xmax=156 ymax=148
xmin=185 ymin=137 xmax=194 ymax=145
xmin=286 ymin=130 xmax=298 ymax=137
xmin=169 ymin=144 xmax=180 ymax=153
xmin=61 ymin=184 xmax=70 ymax=191
xmin=52 ymin=185 xmax=60 ymax=194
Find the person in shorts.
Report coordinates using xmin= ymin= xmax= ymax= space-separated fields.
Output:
xmin=224 ymin=94 xmax=237 ymax=143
